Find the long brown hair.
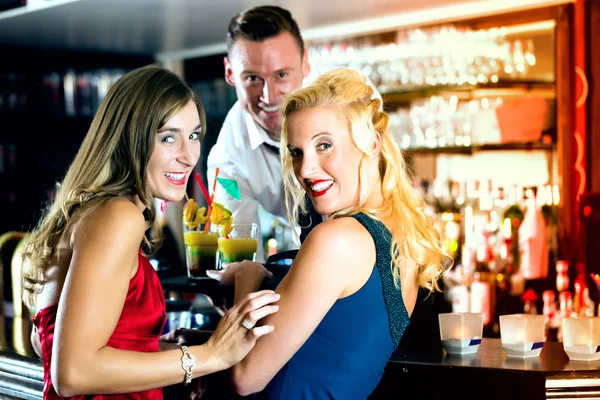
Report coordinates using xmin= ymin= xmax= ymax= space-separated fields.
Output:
xmin=281 ymin=68 xmax=449 ymax=292
xmin=22 ymin=64 xmax=205 ymax=309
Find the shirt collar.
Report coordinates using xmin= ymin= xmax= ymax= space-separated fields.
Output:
xmin=246 ymin=111 xmax=281 ymax=151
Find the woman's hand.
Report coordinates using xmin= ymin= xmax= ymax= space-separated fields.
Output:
xmin=206 ymin=261 xmax=272 ymax=286
xmin=204 ymin=289 xmax=279 ymax=370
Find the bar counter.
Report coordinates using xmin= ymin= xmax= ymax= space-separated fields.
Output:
xmin=2 ymin=270 xmax=600 ymax=399
xmin=0 ymin=349 xmax=42 ymax=400
xmin=0 ymin=315 xmax=43 ymax=400
xmin=371 ymin=338 xmax=600 ymax=400
xmin=2 ymin=317 xmax=600 ymax=400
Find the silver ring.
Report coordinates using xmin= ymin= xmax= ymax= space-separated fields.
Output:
xmin=241 ymin=319 xmax=254 ymax=330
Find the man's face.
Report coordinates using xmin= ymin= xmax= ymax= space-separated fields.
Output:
xmin=225 ymin=31 xmax=310 ymax=140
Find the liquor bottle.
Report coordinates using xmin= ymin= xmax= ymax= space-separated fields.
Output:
xmin=503 ymin=185 xmax=525 ymax=295
xmin=542 ymin=290 xmax=559 ymax=341
xmin=557 ymin=291 xmax=573 ymax=341
xmin=574 ymin=281 xmax=582 ymax=316
xmin=582 ymin=287 xmax=595 ymax=317
xmin=64 ymin=69 xmax=77 ymax=117
xmin=555 ymin=260 xmax=570 ymax=292
xmin=522 ymin=288 xmax=539 ymax=314
xmin=558 ymin=291 xmax=573 ymax=318
xmin=448 ymin=277 xmax=470 ymax=313
xmin=470 ymin=272 xmax=492 ymax=326
xmin=519 ymin=187 xmax=549 ymax=280
xmin=474 ymin=180 xmax=496 ymax=272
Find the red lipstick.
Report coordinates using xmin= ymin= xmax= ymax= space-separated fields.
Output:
xmin=308 ymin=179 xmax=334 ymax=198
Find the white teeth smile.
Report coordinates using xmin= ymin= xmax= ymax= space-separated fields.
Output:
xmin=310 ymin=181 xmax=334 ymax=192
xmin=164 ymin=172 xmax=185 ymax=180
xmin=262 ymin=104 xmax=280 ymax=113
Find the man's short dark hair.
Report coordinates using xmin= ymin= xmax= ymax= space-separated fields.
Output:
xmin=227 ymin=6 xmax=304 ymax=55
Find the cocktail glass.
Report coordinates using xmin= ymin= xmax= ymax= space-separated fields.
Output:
xmin=183 ymin=223 xmax=218 ymax=279
xmin=217 ymin=223 xmax=258 ymax=268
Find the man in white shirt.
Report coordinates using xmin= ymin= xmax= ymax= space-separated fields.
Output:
xmin=207 ymin=6 xmax=313 ymax=262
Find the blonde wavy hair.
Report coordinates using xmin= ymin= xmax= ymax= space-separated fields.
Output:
xmin=22 ymin=64 xmax=205 ymax=309
xmin=281 ymin=68 xmax=449 ymax=292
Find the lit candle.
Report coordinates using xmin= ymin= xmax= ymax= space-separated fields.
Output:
xmin=562 ymin=317 xmax=600 ymax=361
xmin=452 ymin=328 xmax=466 ymax=341
xmin=500 ymin=314 xmax=545 ymax=358
xmin=440 ymin=313 xmax=483 ymax=355
xmin=515 ymin=328 xmax=525 ymax=343
xmin=575 ymin=332 xmax=593 ymax=347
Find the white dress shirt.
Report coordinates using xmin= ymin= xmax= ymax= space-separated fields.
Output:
xmin=207 ymin=101 xmax=290 ymax=262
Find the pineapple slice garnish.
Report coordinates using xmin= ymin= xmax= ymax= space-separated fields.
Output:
xmin=194 ymin=207 xmax=207 ymax=226
xmin=183 ymin=199 xmax=197 ymax=222
xmin=183 ymin=199 xmax=207 ymax=229
xmin=210 ymin=202 xmax=233 ymax=236
xmin=219 ymin=216 xmax=233 ymax=237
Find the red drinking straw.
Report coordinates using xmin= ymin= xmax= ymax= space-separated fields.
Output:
xmin=194 ymin=173 xmax=211 ymax=206
xmin=204 ymin=168 xmax=220 ymax=233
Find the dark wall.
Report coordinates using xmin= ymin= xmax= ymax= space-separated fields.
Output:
xmin=0 ymin=45 xmax=153 ymax=234
xmin=184 ymin=54 xmax=237 ymax=206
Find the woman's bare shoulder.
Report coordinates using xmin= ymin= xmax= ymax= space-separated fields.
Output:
xmin=74 ymin=197 xmax=146 ymax=243
xmin=92 ymin=197 xmax=144 ymax=224
xmin=298 ymin=216 xmax=375 ymax=268
xmin=304 ymin=216 xmax=372 ymax=246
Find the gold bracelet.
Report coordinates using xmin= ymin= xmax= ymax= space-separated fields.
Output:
xmin=180 ymin=345 xmax=196 ymax=385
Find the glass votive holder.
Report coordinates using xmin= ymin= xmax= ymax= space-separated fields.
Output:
xmin=439 ymin=312 xmax=483 ymax=355
xmin=562 ymin=317 xmax=600 ymax=361
xmin=499 ymin=314 xmax=545 ymax=358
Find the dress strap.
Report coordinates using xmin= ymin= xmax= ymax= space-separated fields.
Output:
xmin=351 ymin=213 xmax=410 ymax=349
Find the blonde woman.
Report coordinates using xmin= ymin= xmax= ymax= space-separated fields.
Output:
xmin=21 ymin=65 xmax=279 ymax=399
xmin=207 ymin=68 xmax=450 ymax=399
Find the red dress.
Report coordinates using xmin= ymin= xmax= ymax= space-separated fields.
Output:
xmin=33 ymin=252 xmax=166 ymax=399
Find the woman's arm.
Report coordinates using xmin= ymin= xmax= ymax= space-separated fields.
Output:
xmin=51 ymin=198 xmax=279 ymax=397
xmin=207 ymin=261 xmax=272 ymax=304
xmin=231 ymin=218 xmax=376 ymax=396
xmin=31 ymin=325 xmax=42 ymax=358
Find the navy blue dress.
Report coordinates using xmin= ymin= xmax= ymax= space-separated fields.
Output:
xmin=259 ymin=213 xmax=410 ymax=400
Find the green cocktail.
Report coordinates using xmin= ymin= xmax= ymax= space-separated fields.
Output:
xmin=217 ymin=222 xmax=258 ymax=268
xmin=218 ymin=237 xmax=258 ymax=263
xmin=184 ymin=230 xmax=218 ymax=279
